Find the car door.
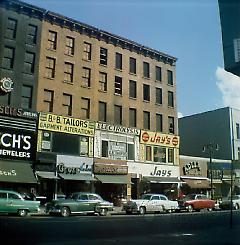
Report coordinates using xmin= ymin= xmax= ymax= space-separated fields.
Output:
xmin=0 ymin=192 xmax=8 ymax=213
xmin=159 ymin=195 xmax=170 ymax=210
xmin=7 ymin=192 xmax=23 ymax=213
xmin=88 ymin=194 xmax=101 ymax=211
xmin=149 ymin=195 xmax=162 ymax=212
xmin=76 ymin=194 xmax=91 ymax=212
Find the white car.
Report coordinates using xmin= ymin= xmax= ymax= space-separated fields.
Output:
xmin=123 ymin=193 xmax=179 ymax=215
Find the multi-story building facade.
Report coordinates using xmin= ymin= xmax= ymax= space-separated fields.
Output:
xmin=218 ymin=0 xmax=240 ymax=76
xmin=0 ymin=0 xmax=179 ymax=202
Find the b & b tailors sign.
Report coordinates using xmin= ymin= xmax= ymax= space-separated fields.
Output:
xmin=140 ymin=131 xmax=180 ymax=148
xmin=38 ymin=113 xmax=95 ymax=137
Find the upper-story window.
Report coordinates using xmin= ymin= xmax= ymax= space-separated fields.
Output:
xmin=156 ymin=87 xmax=162 ymax=105
xmin=24 ymin=52 xmax=35 ymax=74
xmin=99 ymin=101 xmax=107 ymax=122
xmin=47 ymin=30 xmax=57 ymax=50
xmin=83 ymin=42 xmax=92 ymax=61
xmin=167 ymin=70 xmax=174 ymax=85
xmin=156 ymin=113 xmax=163 ymax=132
xmin=129 ymin=108 xmax=137 ymax=128
xmin=21 ymin=85 xmax=32 ymax=109
xmin=6 ymin=18 xmax=17 ymax=39
xmin=129 ymin=80 xmax=137 ymax=99
xmin=62 ymin=93 xmax=72 ymax=116
xmin=143 ymin=111 xmax=150 ymax=130
xmin=156 ymin=66 xmax=162 ymax=82
xmin=81 ymin=97 xmax=90 ymax=119
xmin=143 ymin=62 xmax=150 ymax=78
xmin=129 ymin=57 xmax=136 ymax=74
xmin=2 ymin=46 xmax=15 ymax=69
xmin=82 ymin=67 xmax=91 ymax=87
xmin=65 ymin=36 xmax=75 ymax=56
xmin=115 ymin=52 xmax=122 ymax=70
xmin=26 ymin=24 xmax=37 ymax=45
xmin=99 ymin=72 xmax=107 ymax=92
xmin=43 ymin=89 xmax=54 ymax=112
xmin=168 ymin=116 xmax=175 ymax=134
xmin=168 ymin=91 xmax=174 ymax=107
xmin=143 ymin=84 xmax=150 ymax=101
xmin=45 ymin=57 xmax=56 ymax=79
xmin=115 ymin=76 xmax=122 ymax=95
xmin=100 ymin=47 xmax=108 ymax=65
xmin=64 ymin=62 xmax=74 ymax=83
xmin=114 ymin=105 xmax=122 ymax=125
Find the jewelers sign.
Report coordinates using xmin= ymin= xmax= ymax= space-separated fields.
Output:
xmin=140 ymin=131 xmax=180 ymax=148
xmin=39 ymin=113 xmax=95 ymax=137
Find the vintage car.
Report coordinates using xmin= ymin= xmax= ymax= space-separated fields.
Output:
xmin=123 ymin=193 xmax=179 ymax=215
xmin=0 ymin=190 xmax=40 ymax=217
xmin=178 ymin=194 xmax=215 ymax=212
xmin=219 ymin=195 xmax=240 ymax=210
xmin=47 ymin=192 xmax=114 ymax=217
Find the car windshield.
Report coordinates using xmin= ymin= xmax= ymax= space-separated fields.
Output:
xmin=141 ymin=194 xmax=152 ymax=200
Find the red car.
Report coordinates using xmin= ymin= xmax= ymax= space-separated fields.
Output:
xmin=178 ymin=194 xmax=215 ymax=212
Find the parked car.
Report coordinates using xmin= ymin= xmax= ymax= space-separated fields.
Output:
xmin=0 ymin=190 xmax=40 ymax=217
xmin=47 ymin=192 xmax=114 ymax=217
xmin=122 ymin=193 xmax=179 ymax=215
xmin=219 ymin=195 xmax=240 ymax=210
xmin=178 ymin=194 xmax=215 ymax=212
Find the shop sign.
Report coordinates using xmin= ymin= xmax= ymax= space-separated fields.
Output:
xmin=96 ymin=122 xmax=140 ymax=135
xmin=57 ymin=155 xmax=93 ymax=175
xmin=127 ymin=162 xmax=180 ymax=178
xmin=94 ymin=163 xmax=128 ymax=175
xmin=0 ymin=129 xmax=35 ymax=160
xmin=0 ymin=105 xmax=37 ymax=119
xmin=183 ymin=161 xmax=201 ymax=175
xmin=108 ymin=142 xmax=127 ymax=160
xmin=0 ymin=77 xmax=13 ymax=93
xmin=140 ymin=131 xmax=180 ymax=148
xmin=39 ymin=113 xmax=95 ymax=136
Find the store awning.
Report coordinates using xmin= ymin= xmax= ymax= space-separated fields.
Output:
xmin=0 ymin=161 xmax=37 ymax=183
xmin=183 ymin=178 xmax=211 ymax=189
xmin=36 ymin=171 xmax=59 ymax=179
xmin=95 ymin=174 xmax=129 ymax=184
xmin=143 ymin=176 xmax=183 ymax=184
xmin=58 ymin=173 xmax=96 ymax=181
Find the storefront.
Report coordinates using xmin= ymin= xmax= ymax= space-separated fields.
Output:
xmin=36 ymin=112 xmax=95 ymax=199
xmin=0 ymin=105 xmax=38 ymax=194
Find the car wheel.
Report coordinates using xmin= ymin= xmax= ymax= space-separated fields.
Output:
xmin=60 ymin=207 xmax=70 ymax=217
xmin=207 ymin=207 xmax=213 ymax=212
xmin=18 ymin=209 xmax=28 ymax=217
xmin=99 ymin=208 xmax=108 ymax=216
xmin=187 ymin=205 xmax=194 ymax=213
xmin=235 ymin=203 xmax=240 ymax=210
xmin=139 ymin=206 xmax=146 ymax=215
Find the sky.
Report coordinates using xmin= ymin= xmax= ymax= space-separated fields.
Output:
xmin=23 ymin=0 xmax=240 ymax=118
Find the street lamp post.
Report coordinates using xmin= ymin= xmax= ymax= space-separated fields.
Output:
xmin=203 ymin=143 xmax=219 ymax=200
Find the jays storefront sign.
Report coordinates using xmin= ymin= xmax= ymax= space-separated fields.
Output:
xmin=0 ymin=129 xmax=35 ymax=160
xmin=140 ymin=131 xmax=180 ymax=148
xmin=56 ymin=155 xmax=93 ymax=175
xmin=39 ymin=113 xmax=95 ymax=136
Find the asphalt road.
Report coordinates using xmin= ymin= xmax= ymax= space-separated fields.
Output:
xmin=1 ymin=211 xmax=240 ymax=245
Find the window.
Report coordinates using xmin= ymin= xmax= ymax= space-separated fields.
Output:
xmin=100 ymin=47 xmax=107 ymax=65
xmin=99 ymin=101 xmax=107 ymax=122
xmin=168 ymin=116 xmax=175 ymax=134
xmin=21 ymin=85 xmax=32 ymax=109
xmin=168 ymin=91 xmax=174 ymax=107
xmin=99 ymin=72 xmax=107 ymax=92
xmin=238 ymin=147 xmax=240 ymax=160
xmin=62 ymin=93 xmax=72 ymax=116
xmin=47 ymin=30 xmax=57 ymax=50
xmin=2 ymin=46 xmax=15 ymax=69
xmin=154 ymin=146 xmax=166 ymax=163
xmin=6 ymin=18 xmax=17 ymax=39
xmin=64 ymin=62 xmax=74 ymax=83
xmin=143 ymin=84 xmax=150 ymax=101
xmin=81 ymin=97 xmax=90 ymax=119
xmin=156 ymin=113 xmax=163 ymax=132
xmin=82 ymin=67 xmax=91 ymax=87
xmin=143 ymin=111 xmax=150 ymax=129
xmin=143 ymin=62 xmax=150 ymax=78
xmin=146 ymin=146 xmax=152 ymax=161
xmin=83 ymin=42 xmax=92 ymax=60
xmin=156 ymin=88 xmax=162 ymax=105
xmin=129 ymin=57 xmax=136 ymax=74
xmin=26 ymin=24 xmax=37 ymax=45
xmin=115 ymin=76 xmax=122 ymax=95
xmin=156 ymin=66 xmax=162 ymax=81
xmin=115 ymin=52 xmax=122 ymax=70
xmin=114 ymin=105 xmax=122 ymax=125
xmin=45 ymin=57 xmax=56 ymax=79
xmin=102 ymin=140 xmax=108 ymax=157
xmin=237 ymin=123 xmax=240 ymax=139
xmin=128 ymin=144 xmax=135 ymax=160
xmin=168 ymin=148 xmax=174 ymax=163
xmin=24 ymin=52 xmax=35 ymax=73
xmin=65 ymin=36 xmax=74 ymax=55
xmin=167 ymin=70 xmax=173 ymax=85
xmin=129 ymin=80 xmax=137 ymax=99
xmin=43 ymin=89 xmax=54 ymax=112
xmin=129 ymin=108 xmax=137 ymax=127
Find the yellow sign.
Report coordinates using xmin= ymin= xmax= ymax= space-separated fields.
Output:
xmin=140 ymin=131 xmax=180 ymax=148
xmin=38 ymin=113 xmax=95 ymax=136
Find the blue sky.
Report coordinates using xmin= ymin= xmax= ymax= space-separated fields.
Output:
xmin=24 ymin=0 xmax=231 ymax=117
